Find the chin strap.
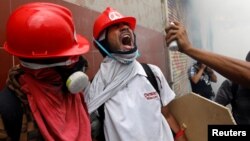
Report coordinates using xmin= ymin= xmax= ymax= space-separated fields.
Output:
xmin=111 ymin=50 xmax=140 ymax=64
xmin=93 ymin=38 xmax=114 ymax=59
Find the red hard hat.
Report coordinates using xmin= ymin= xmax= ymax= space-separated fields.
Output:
xmin=93 ymin=7 xmax=136 ymax=40
xmin=4 ymin=2 xmax=89 ymax=58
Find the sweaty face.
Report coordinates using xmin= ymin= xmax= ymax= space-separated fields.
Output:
xmin=107 ymin=23 xmax=135 ymax=52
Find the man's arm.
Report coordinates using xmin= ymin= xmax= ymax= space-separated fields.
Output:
xmin=183 ymin=47 xmax=249 ymax=87
xmin=190 ymin=65 xmax=206 ymax=84
xmin=165 ymin=21 xmax=250 ymax=87
xmin=209 ymin=73 xmax=217 ymax=83
xmin=162 ymin=106 xmax=188 ymax=141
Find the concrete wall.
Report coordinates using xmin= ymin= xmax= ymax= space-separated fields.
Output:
xmin=64 ymin=0 xmax=166 ymax=33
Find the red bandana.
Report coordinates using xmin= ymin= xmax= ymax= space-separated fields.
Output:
xmin=19 ymin=67 xmax=91 ymax=141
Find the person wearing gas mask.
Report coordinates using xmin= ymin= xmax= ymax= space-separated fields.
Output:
xmin=86 ymin=7 xmax=187 ymax=141
xmin=0 ymin=3 xmax=91 ymax=141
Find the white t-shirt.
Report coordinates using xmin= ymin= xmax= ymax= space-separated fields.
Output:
xmin=87 ymin=63 xmax=175 ymax=141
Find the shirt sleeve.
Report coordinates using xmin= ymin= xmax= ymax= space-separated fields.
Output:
xmin=148 ymin=64 xmax=175 ymax=106
xmin=214 ymin=80 xmax=233 ymax=106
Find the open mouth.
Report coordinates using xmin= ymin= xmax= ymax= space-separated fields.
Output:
xmin=120 ymin=32 xmax=133 ymax=51
xmin=121 ymin=34 xmax=132 ymax=46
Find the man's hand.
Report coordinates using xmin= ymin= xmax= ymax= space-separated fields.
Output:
xmin=175 ymin=134 xmax=188 ymax=141
xmin=165 ymin=21 xmax=192 ymax=53
xmin=206 ymin=67 xmax=214 ymax=74
xmin=200 ymin=64 xmax=207 ymax=70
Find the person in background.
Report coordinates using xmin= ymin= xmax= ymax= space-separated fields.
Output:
xmin=0 ymin=3 xmax=91 ymax=140
xmin=165 ymin=21 xmax=250 ymax=88
xmin=86 ymin=7 xmax=188 ymax=141
xmin=215 ymin=51 xmax=250 ymax=124
xmin=188 ymin=61 xmax=217 ymax=100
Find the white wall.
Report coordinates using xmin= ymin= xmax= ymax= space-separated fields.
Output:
xmin=210 ymin=0 xmax=250 ymax=93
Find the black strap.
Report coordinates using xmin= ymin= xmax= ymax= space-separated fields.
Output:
xmin=140 ymin=63 xmax=176 ymax=135
xmin=141 ymin=63 xmax=160 ymax=94
xmin=96 ymin=103 xmax=105 ymax=141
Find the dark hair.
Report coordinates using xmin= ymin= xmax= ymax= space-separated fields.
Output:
xmin=74 ymin=55 xmax=88 ymax=72
xmin=94 ymin=39 xmax=112 ymax=57
xmin=195 ymin=61 xmax=202 ymax=67
xmin=246 ymin=51 xmax=250 ymax=62
xmin=93 ymin=29 xmax=111 ymax=57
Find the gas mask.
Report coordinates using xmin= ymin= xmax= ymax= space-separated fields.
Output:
xmin=55 ymin=56 xmax=89 ymax=94
xmin=66 ymin=71 xmax=89 ymax=94
xmin=20 ymin=56 xmax=89 ymax=94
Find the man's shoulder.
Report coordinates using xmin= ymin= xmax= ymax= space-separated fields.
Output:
xmin=0 ymin=87 xmax=12 ymax=102
xmin=146 ymin=64 xmax=162 ymax=73
xmin=0 ymin=87 xmax=23 ymax=141
xmin=0 ymin=86 xmax=15 ymax=100
xmin=0 ymin=87 xmax=21 ymax=113
xmin=221 ymin=79 xmax=232 ymax=86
